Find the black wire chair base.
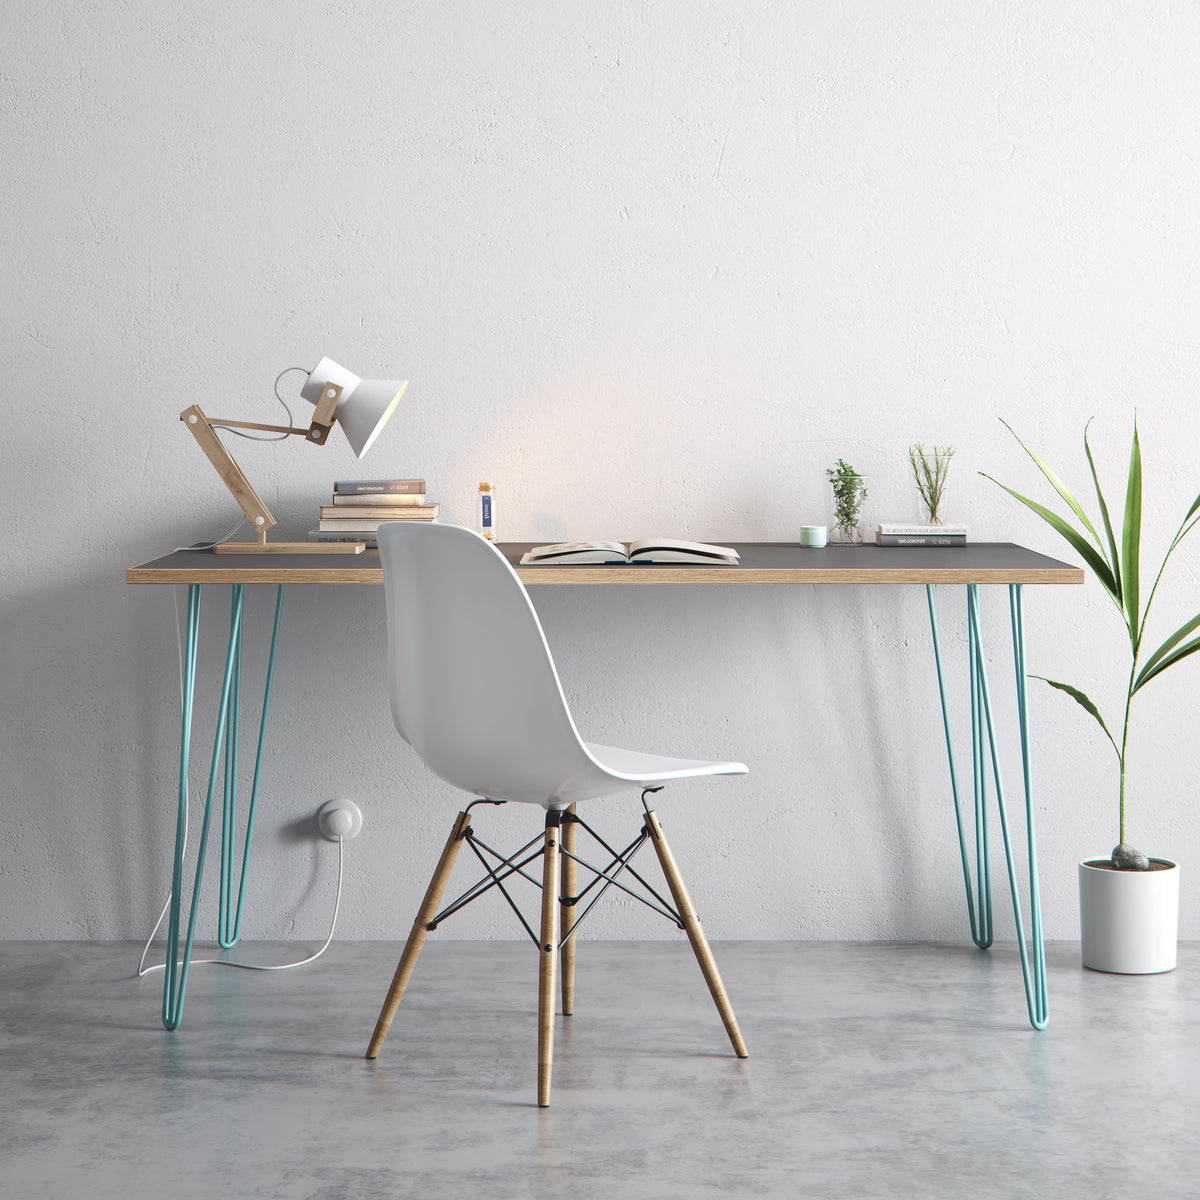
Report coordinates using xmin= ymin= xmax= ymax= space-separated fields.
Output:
xmin=427 ymin=797 xmax=684 ymax=948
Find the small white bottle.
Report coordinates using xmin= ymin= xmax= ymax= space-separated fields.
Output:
xmin=478 ymin=482 xmax=496 ymax=541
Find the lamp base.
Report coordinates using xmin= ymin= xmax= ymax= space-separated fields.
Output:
xmin=213 ymin=541 xmax=367 ymax=555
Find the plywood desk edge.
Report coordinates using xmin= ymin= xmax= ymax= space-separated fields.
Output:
xmin=125 ymin=564 xmax=385 ymax=585
xmin=127 ymin=544 xmax=1086 ymax=587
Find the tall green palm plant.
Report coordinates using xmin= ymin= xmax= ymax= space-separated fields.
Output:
xmin=982 ymin=419 xmax=1200 ymax=857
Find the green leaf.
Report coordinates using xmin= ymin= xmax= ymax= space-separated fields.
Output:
xmin=1135 ymin=610 xmax=1200 ymax=688
xmin=1167 ymin=492 xmax=1200 ymax=555
xmin=1083 ymin=419 xmax=1122 ymax=607
xmin=1032 ymin=676 xmax=1121 ymax=757
xmin=979 ymin=472 xmax=1121 ymax=603
xmin=1133 ymin=631 xmax=1200 ymax=692
xmin=1121 ymin=423 xmax=1143 ymax=640
xmin=1000 ymin=419 xmax=1106 ymax=551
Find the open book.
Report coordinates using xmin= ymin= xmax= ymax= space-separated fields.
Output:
xmin=519 ymin=538 xmax=739 ymax=565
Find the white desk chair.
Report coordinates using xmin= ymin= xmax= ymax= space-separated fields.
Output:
xmin=365 ymin=522 xmax=749 ymax=1107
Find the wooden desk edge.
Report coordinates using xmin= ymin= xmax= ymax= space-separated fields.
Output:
xmin=128 ymin=562 xmax=1086 ymax=586
xmin=125 ymin=564 xmax=384 ymax=585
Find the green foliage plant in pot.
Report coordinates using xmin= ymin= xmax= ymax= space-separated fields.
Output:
xmin=827 ymin=459 xmax=868 ymax=544
xmin=983 ymin=418 xmax=1199 ymax=973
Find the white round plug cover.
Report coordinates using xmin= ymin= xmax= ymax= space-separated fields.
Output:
xmin=317 ymin=799 xmax=363 ymax=841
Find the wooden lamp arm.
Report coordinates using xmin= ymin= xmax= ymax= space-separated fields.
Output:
xmin=206 ymin=381 xmax=343 ymax=445
xmin=179 ymin=383 xmax=355 ymax=554
xmin=180 ymin=404 xmax=277 ymax=541
xmin=208 ymin=418 xmax=310 ymax=437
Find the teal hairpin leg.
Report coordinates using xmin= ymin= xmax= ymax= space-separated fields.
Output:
xmin=163 ymin=584 xmax=245 ymax=1029
xmin=163 ymin=584 xmax=202 ymax=1029
xmin=927 ymin=586 xmax=992 ymax=948
xmin=219 ymin=594 xmax=243 ymax=947
xmin=927 ymin=583 xmax=1048 ymax=1030
xmin=161 ymin=584 xmax=286 ymax=1029
xmin=969 ymin=597 xmax=995 ymax=946
xmin=1005 ymin=583 xmax=1047 ymax=1028
xmin=219 ymin=585 xmax=285 ymax=948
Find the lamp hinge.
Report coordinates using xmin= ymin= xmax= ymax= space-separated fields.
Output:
xmin=307 ymin=381 xmax=342 ymax=444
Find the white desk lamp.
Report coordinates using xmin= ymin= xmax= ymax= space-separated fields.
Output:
xmin=181 ymin=357 xmax=407 ymax=554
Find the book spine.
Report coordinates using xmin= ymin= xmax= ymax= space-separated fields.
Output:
xmin=331 ymin=493 xmax=425 ymax=506
xmin=308 ymin=530 xmax=378 ymax=545
xmin=876 ymin=533 xmax=967 ymax=547
xmin=877 ymin=524 xmax=969 ymax=536
xmin=334 ymin=479 xmax=426 ymax=495
xmin=320 ymin=504 xmax=436 ymax=519
xmin=319 ymin=521 xmax=437 ymax=532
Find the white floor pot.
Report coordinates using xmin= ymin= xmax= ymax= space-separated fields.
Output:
xmin=1078 ymin=857 xmax=1180 ymax=974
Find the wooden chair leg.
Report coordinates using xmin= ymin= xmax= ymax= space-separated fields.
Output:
xmin=365 ymin=809 xmax=472 ymax=1060
xmin=538 ymin=812 xmax=562 ymax=1107
xmin=643 ymin=809 xmax=748 ymax=1059
xmin=560 ymin=803 xmax=578 ymax=1017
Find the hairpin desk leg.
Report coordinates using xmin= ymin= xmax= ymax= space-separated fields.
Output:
xmin=1004 ymin=584 xmax=1047 ymax=1029
xmin=218 ymin=595 xmax=243 ymax=948
xmin=219 ymin=585 xmax=285 ymax=948
xmin=163 ymin=585 xmax=243 ymax=1029
xmin=926 ymin=584 xmax=1048 ymax=1031
xmin=161 ymin=583 xmax=286 ymax=1030
xmin=927 ymin=586 xmax=992 ymax=948
xmin=163 ymin=584 xmax=202 ymax=1030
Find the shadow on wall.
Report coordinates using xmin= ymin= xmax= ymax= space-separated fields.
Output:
xmin=0 ymin=524 xmax=395 ymax=940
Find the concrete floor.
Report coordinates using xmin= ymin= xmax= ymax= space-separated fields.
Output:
xmin=1 ymin=939 xmax=1196 ymax=1200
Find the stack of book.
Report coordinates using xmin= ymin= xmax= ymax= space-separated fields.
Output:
xmin=875 ymin=523 xmax=968 ymax=547
xmin=308 ymin=479 xmax=439 ymax=547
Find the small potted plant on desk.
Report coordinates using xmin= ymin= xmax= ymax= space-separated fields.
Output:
xmin=827 ymin=459 xmax=868 ymax=544
xmin=984 ymin=419 xmax=1199 ymax=973
xmin=910 ymin=443 xmax=955 ymax=524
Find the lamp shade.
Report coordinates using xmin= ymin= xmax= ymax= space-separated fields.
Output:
xmin=300 ymin=356 xmax=408 ymax=458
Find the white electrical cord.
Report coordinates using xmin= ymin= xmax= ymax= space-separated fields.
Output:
xmin=171 ymin=515 xmax=250 ymax=553
xmin=210 ymin=366 xmax=305 ymax=441
xmin=137 ymin=837 xmax=344 ymax=978
xmin=136 ymin=585 xmax=346 ymax=980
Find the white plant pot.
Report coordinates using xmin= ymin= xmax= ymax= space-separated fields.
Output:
xmin=1078 ymin=857 xmax=1179 ymax=974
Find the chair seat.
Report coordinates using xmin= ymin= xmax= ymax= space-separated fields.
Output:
xmin=584 ymin=742 xmax=748 ymax=785
xmin=467 ymin=745 xmax=748 ymax=810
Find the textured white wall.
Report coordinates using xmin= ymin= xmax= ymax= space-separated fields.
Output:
xmin=3 ymin=3 xmax=1198 ymax=947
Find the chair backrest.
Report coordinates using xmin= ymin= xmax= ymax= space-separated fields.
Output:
xmin=376 ymin=523 xmax=598 ymax=806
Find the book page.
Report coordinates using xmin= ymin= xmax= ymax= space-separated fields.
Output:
xmin=522 ymin=541 xmax=629 ymax=563
xmin=627 ymin=538 xmax=739 ymax=563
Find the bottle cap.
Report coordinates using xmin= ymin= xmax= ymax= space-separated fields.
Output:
xmin=479 ymin=481 xmax=492 ymax=490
